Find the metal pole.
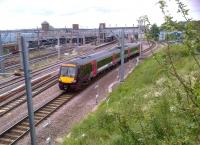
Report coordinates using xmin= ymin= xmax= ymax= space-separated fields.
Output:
xmin=0 ymin=32 xmax=5 ymax=73
xmin=95 ymin=83 xmax=99 ymax=104
xmin=77 ymin=31 xmax=79 ymax=46
xmin=20 ymin=36 xmax=37 ymax=145
xmin=17 ymin=33 xmax=23 ymax=69
xmin=76 ymin=31 xmax=79 ymax=51
xmin=37 ymin=27 xmax=40 ymax=56
xmin=139 ymin=20 xmax=142 ymax=58
xmin=57 ymin=37 xmax=61 ymax=59
xmin=120 ymin=29 xmax=125 ymax=82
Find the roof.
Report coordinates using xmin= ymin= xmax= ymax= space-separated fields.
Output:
xmin=61 ymin=64 xmax=76 ymax=67
xmin=65 ymin=42 xmax=139 ymax=66
xmin=41 ymin=21 xmax=49 ymax=25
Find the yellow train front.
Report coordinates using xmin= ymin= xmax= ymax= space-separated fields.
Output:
xmin=58 ymin=64 xmax=78 ymax=90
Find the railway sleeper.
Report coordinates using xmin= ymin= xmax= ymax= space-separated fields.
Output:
xmin=15 ymin=99 xmax=24 ymax=103
xmin=34 ymin=116 xmax=43 ymax=121
xmin=5 ymin=101 xmax=16 ymax=106
xmin=40 ymin=82 xmax=56 ymax=88
xmin=59 ymin=96 xmax=72 ymax=101
xmin=0 ymin=109 xmax=7 ymax=113
xmin=45 ymin=105 xmax=57 ymax=110
xmin=37 ymin=110 xmax=51 ymax=114
xmin=51 ymin=100 xmax=65 ymax=104
xmin=57 ymin=97 xmax=70 ymax=101
xmin=53 ymin=99 xmax=67 ymax=103
xmin=34 ymin=120 xmax=41 ymax=124
xmin=51 ymin=99 xmax=66 ymax=104
xmin=60 ymin=95 xmax=71 ymax=99
xmin=41 ymin=108 xmax=53 ymax=112
xmin=4 ymin=105 xmax=14 ymax=109
xmin=57 ymin=96 xmax=69 ymax=99
xmin=43 ymin=81 xmax=57 ymax=87
xmin=20 ymin=122 xmax=29 ymax=127
xmin=14 ymin=98 xmax=24 ymax=102
xmin=4 ymin=133 xmax=19 ymax=140
xmin=56 ymin=99 xmax=69 ymax=103
xmin=46 ymin=104 xmax=59 ymax=108
xmin=18 ymin=98 xmax=26 ymax=101
xmin=0 ymin=137 xmax=14 ymax=144
xmin=16 ymin=125 xmax=29 ymax=130
xmin=10 ymin=129 xmax=24 ymax=135
xmin=8 ymin=99 xmax=25 ymax=106
xmin=34 ymin=113 xmax=47 ymax=118
xmin=50 ymin=102 xmax=63 ymax=105
xmin=5 ymin=131 xmax=21 ymax=138
xmin=7 ymin=102 xmax=21 ymax=108
xmin=8 ymin=102 xmax=21 ymax=107
xmin=49 ymin=103 xmax=62 ymax=107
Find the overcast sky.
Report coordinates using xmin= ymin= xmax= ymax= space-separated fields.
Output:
xmin=0 ymin=0 xmax=199 ymax=30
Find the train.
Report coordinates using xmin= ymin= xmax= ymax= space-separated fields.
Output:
xmin=58 ymin=43 xmax=140 ymax=91
xmin=28 ymin=36 xmax=115 ymax=49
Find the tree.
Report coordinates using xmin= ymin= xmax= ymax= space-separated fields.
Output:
xmin=139 ymin=0 xmax=200 ymax=143
xmin=149 ymin=24 xmax=160 ymax=41
xmin=156 ymin=0 xmax=200 ymax=143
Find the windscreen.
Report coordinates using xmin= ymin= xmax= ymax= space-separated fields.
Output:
xmin=60 ymin=66 xmax=76 ymax=77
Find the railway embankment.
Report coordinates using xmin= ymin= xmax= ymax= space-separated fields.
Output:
xmin=61 ymin=44 xmax=200 ymax=145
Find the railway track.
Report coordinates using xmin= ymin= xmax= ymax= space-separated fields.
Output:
xmin=0 ymin=41 xmax=118 ymax=116
xmin=4 ymin=47 xmax=73 ymax=69
xmin=0 ymin=41 xmax=157 ymax=145
xmin=0 ymin=75 xmax=58 ymax=117
xmin=141 ymin=40 xmax=156 ymax=53
xmin=0 ymin=41 xmax=118 ymax=91
xmin=0 ymin=41 xmax=148 ymax=102
xmin=0 ymin=93 xmax=74 ymax=145
xmin=4 ymin=41 xmax=117 ymax=71
xmin=0 ymin=65 xmax=58 ymax=91
xmin=0 ymin=41 xmax=144 ymax=114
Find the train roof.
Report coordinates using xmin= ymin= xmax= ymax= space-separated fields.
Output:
xmin=66 ymin=42 xmax=140 ymax=66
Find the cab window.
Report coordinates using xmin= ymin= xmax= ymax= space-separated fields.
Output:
xmin=60 ymin=66 xmax=76 ymax=77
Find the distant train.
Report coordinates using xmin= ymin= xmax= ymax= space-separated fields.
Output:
xmin=58 ymin=43 xmax=140 ymax=90
xmin=28 ymin=36 xmax=115 ymax=49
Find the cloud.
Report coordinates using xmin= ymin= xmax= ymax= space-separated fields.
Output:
xmin=0 ymin=0 xmax=199 ymax=30
xmin=60 ymin=8 xmax=91 ymax=16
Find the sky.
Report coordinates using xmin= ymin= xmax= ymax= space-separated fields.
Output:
xmin=0 ymin=0 xmax=199 ymax=30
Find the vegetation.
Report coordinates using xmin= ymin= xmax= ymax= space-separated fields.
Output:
xmin=61 ymin=44 xmax=200 ymax=145
xmin=149 ymin=24 xmax=160 ymax=41
xmin=61 ymin=0 xmax=200 ymax=144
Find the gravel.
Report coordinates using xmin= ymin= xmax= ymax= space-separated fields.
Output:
xmin=0 ymin=42 xmax=160 ymax=145
xmin=15 ymin=56 xmax=140 ymax=145
xmin=0 ymin=85 xmax=63 ymax=134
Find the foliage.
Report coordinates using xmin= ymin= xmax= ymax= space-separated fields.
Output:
xmin=149 ymin=24 xmax=160 ymax=41
xmin=137 ymin=15 xmax=151 ymax=40
xmin=157 ymin=0 xmax=200 ymax=107
xmin=156 ymin=0 xmax=200 ymax=143
xmin=61 ymin=45 xmax=200 ymax=145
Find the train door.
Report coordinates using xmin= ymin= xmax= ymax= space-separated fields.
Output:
xmin=91 ymin=60 xmax=97 ymax=77
xmin=112 ymin=53 xmax=117 ymax=65
xmin=128 ymin=48 xmax=131 ymax=58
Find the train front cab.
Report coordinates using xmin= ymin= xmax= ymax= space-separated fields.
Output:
xmin=58 ymin=64 xmax=77 ymax=90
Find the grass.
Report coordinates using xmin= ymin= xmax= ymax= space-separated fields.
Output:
xmin=61 ymin=44 xmax=200 ymax=145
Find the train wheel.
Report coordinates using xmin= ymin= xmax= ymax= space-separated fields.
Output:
xmin=59 ymin=82 xmax=64 ymax=90
xmin=59 ymin=85 xmax=64 ymax=90
xmin=64 ymin=85 xmax=69 ymax=90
